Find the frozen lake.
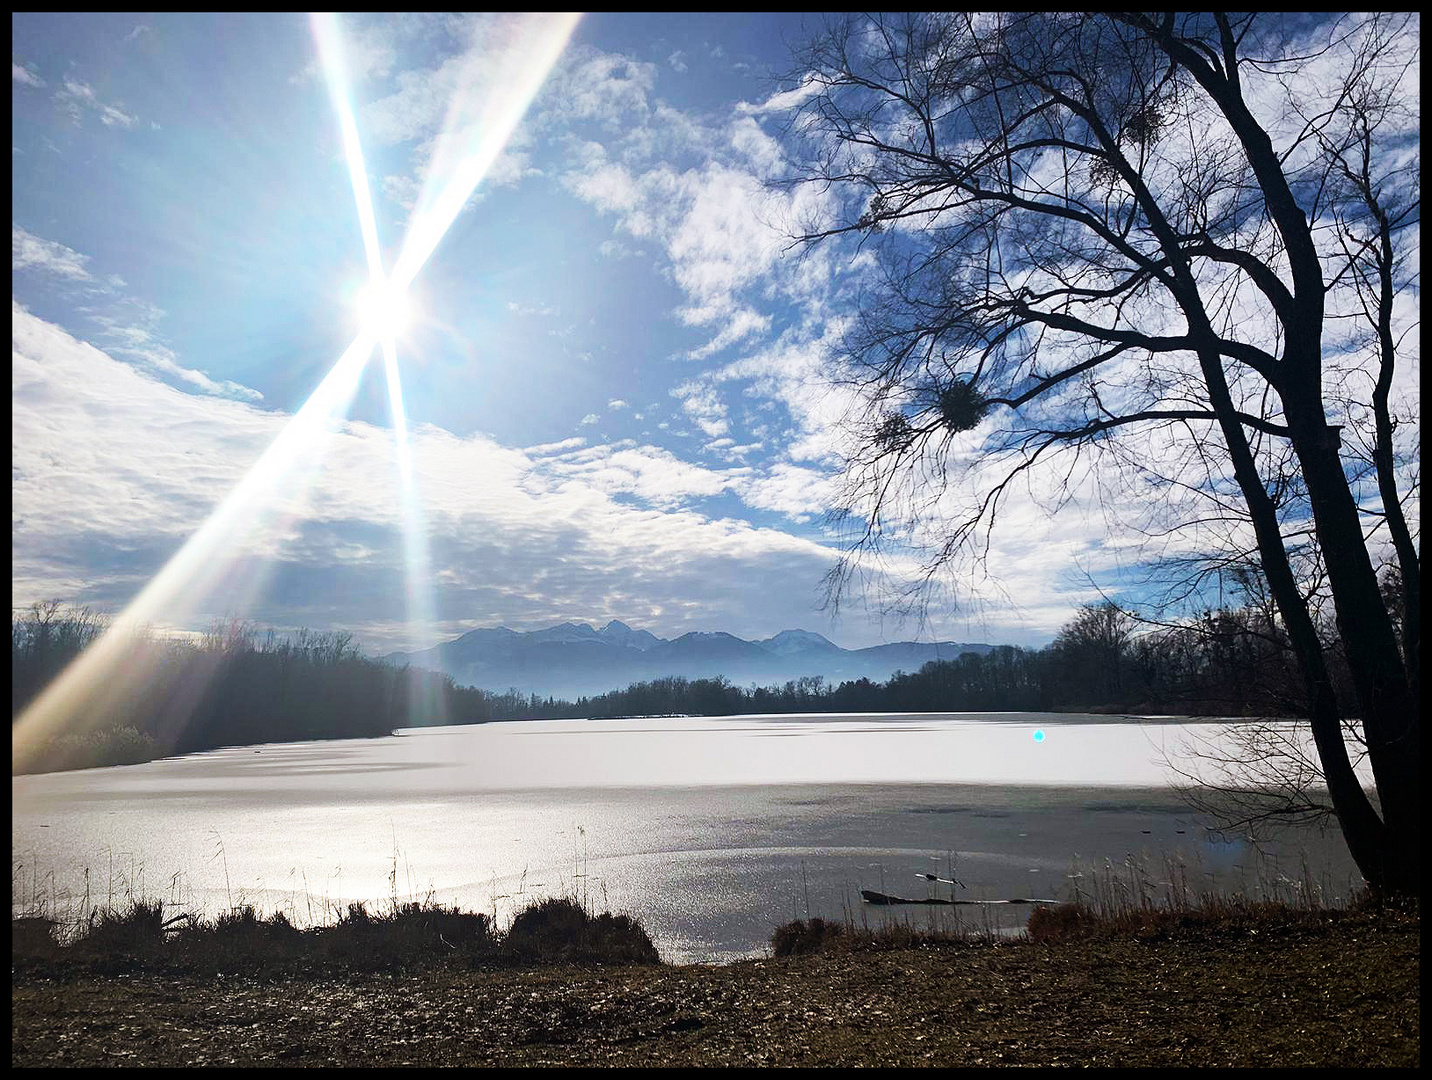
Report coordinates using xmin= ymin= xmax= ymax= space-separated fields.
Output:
xmin=11 ymin=713 xmax=1363 ymax=963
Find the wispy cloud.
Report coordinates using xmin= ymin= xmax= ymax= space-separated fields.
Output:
xmin=292 ymin=15 xmax=395 ymax=85
xmin=12 ymin=226 xmax=94 ymax=280
xmin=671 ymin=380 xmax=730 ymax=438
xmin=736 ymin=75 xmax=822 ymax=117
xmin=12 ymin=61 xmax=45 ymax=88
xmin=598 ymin=238 xmax=643 ymax=259
xmin=539 ymin=45 xmax=657 ymax=129
xmin=88 ymin=307 xmax=264 ymax=402
xmin=55 ymin=78 xmax=138 ymax=128
xmin=14 ymin=227 xmax=262 ymax=402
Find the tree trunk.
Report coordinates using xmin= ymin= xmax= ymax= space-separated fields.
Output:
xmin=1150 ymin=16 xmax=1421 ymax=898
xmin=1191 ymin=344 xmax=1393 ymax=890
xmin=1369 ymin=206 xmax=1421 ymax=698
xmin=1280 ymin=369 xmax=1420 ymax=896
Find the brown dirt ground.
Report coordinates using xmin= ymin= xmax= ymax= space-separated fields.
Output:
xmin=12 ymin=909 xmax=1418 ymax=1067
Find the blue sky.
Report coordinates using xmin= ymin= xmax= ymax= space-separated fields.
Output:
xmin=16 ymin=13 xmax=1411 ymax=657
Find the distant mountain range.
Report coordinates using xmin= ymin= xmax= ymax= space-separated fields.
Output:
xmin=380 ymin=620 xmax=998 ymax=699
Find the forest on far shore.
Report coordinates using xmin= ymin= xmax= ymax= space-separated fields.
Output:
xmin=13 ymin=578 xmax=1397 ymax=774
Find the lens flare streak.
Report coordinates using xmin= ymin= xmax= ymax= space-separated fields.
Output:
xmin=13 ymin=12 xmax=579 ymax=769
xmin=379 ymin=338 xmax=447 ymax=725
xmin=13 ymin=331 xmax=376 ymax=766
xmin=392 ymin=13 xmax=581 ymax=292
xmin=311 ymin=11 xmax=386 ymax=286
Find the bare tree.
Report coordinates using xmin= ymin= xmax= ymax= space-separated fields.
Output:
xmin=781 ymin=13 xmax=1419 ymax=894
xmin=1050 ymin=602 xmax=1133 ymax=704
xmin=1163 ymin=716 xmax=1370 ymax=834
xmin=1305 ymin=47 xmax=1421 ymax=699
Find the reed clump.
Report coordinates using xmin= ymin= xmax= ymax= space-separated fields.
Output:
xmin=12 ymin=894 xmax=660 ymax=977
xmin=771 ymin=909 xmax=995 ymax=957
xmin=772 ymin=847 xmax=1385 ymax=958
xmin=1025 ymin=897 xmax=1326 ymax=944
xmin=771 ymin=915 xmax=990 ymax=957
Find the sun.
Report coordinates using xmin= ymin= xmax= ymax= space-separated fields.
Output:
xmin=354 ymin=277 xmax=412 ymax=340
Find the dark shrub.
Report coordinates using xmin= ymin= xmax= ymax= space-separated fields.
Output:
xmin=81 ymin=900 xmax=167 ymax=954
xmin=394 ymin=902 xmax=495 ymax=951
xmin=302 ymin=901 xmax=500 ymax=971
xmin=505 ymin=897 xmax=659 ymax=965
xmin=12 ymin=916 xmax=59 ymax=960
xmin=168 ymin=905 xmax=306 ymax=972
xmin=582 ymin=912 xmax=661 ymax=964
xmin=1027 ymin=903 xmax=1094 ymax=944
xmin=212 ymin=906 xmax=301 ymax=948
xmin=339 ymin=901 xmax=374 ymax=928
xmin=374 ymin=902 xmax=497 ymax=963
xmin=771 ymin=917 xmax=848 ymax=957
xmin=213 ymin=905 xmax=261 ymax=936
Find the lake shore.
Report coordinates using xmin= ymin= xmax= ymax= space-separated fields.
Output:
xmin=12 ymin=905 xmax=1418 ymax=1067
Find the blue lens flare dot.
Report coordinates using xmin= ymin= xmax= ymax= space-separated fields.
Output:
xmin=1033 ymin=729 xmax=1046 ymax=743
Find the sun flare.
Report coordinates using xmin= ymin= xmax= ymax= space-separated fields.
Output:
xmin=13 ymin=11 xmax=578 ymax=772
xmin=355 ymin=278 xmax=412 ymax=341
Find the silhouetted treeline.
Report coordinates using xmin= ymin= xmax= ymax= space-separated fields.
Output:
xmin=15 ymin=596 xmax=1357 ymax=773
xmin=11 ymin=605 xmax=495 ymax=773
xmin=458 ymin=601 xmax=1356 ymax=722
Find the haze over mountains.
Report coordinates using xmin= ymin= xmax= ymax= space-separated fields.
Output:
xmin=382 ymin=620 xmax=998 ymax=699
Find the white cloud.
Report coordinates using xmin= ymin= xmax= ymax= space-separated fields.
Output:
xmin=565 ymin=158 xmax=643 ymax=216
xmin=532 ymin=441 xmax=742 ymax=508
xmin=728 ymin=115 xmax=785 ymax=175
xmin=671 ymin=381 xmax=729 ymax=438
xmin=554 ymin=81 xmax=849 ymax=396
xmin=12 ymin=226 xmax=94 ymax=280
xmin=684 ymin=306 xmax=771 ymax=360
xmin=98 ymin=328 xmax=264 ymax=401
xmin=668 ymin=50 xmax=688 ymax=74
xmin=598 ymin=238 xmax=644 ymax=259
xmin=738 ymin=462 xmax=836 ymax=522
xmin=736 ymin=74 xmax=822 ymax=117
xmin=667 ymin=164 xmax=787 ymax=307
xmin=12 ymin=303 xmax=281 ymax=553
xmin=13 ymin=61 xmax=45 ymax=88
xmin=539 ymin=46 xmax=658 ymax=128
xmin=524 ymin=436 xmax=586 ymax=456
xmin=580 ymin=412 xmax=599 ymax=425
xmin=12 ymin=305 xmax=863 ymax=652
